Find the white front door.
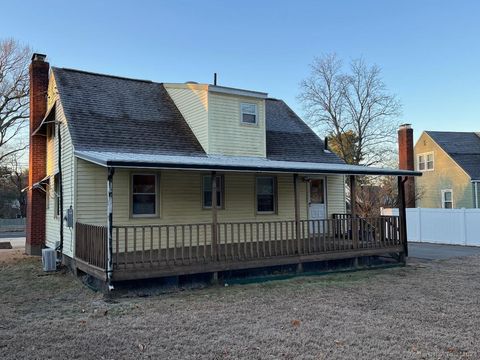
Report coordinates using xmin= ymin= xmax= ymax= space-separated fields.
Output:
xmin=309 ymin=178 xmax=326 ymax=233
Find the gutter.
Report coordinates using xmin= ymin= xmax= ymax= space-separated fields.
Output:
xmin=104 ymin=161 xmax=422 ymax=177
xmin=56 ymin=120 xmax=64 ymax=254
xmin=472 ymin=180 xmax=480 ymax=209
xmin=74 ymin=153 xmax=422 ymax=177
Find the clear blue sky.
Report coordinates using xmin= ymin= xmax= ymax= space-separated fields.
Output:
xmin=2 ymin=0 xmax=480 ymax=140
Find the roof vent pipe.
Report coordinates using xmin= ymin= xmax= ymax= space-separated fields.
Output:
xmin=214 ymin=73 xmax=217 ymax=86
xmin=324 ymin=137 xmax=329 ymax=151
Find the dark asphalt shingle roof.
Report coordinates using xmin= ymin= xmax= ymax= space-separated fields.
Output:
xmin=53 ymin=67 xmax=343 ymax=164
xmin=265 ymin=99 xmax=343 ymax=164
xmin=426 ymin=131 xmax=480 ymax=180
xmin=53 ymin=67 xmax=205 ymax=156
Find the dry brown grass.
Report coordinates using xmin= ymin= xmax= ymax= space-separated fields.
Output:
xmin=1 ymin=255 xmax=479 ymax=359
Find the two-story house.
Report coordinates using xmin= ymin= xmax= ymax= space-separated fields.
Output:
xmin=415 ymin=131 xmax=480 ymax=209
xmin=26 ymin=54 xmax=419 ymax=287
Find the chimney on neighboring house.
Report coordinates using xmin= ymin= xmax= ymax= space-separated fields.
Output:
xmin=26 ymin=53 xmax=49 ymax=255
xmin=398 ymin=123 xmax=416 ymax=208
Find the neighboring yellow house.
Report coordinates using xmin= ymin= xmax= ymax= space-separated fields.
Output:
xmin=415 ymin=131 xmax=480 ymax=209
xmin=29 ymin=55 xmax=418 ymax=284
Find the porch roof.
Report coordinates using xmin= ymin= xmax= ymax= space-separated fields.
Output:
xmin=75 ymin=150 xmax=421 ymax=176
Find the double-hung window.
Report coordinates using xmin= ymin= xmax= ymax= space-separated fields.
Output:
xmin=256 ymin=176 xmax=276 ymax=213
xmin=240 ymin=103 xmax=258 ymax=125
xmin=203 ymin=175 xmax=224 ymax=209
xmin=441 ymin=189 xmax=453 ymax=209
xmin=132 ymin=174 xmax=158 ymax=217
xmin=417 ymin=152 xmax=434 ymax=171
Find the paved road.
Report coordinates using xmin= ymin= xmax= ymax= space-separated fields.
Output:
xmin=409 ymin=242 xmax=480 ymax=260
xmin=0 ymin=232 xmax=25 ymax=239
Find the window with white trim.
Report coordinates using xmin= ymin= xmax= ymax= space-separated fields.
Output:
xmin=202 ymin=175 xmax=224 ymax=209
xmin=441 ymin=189 xmax=453 ymax=209
xmin=131 ymin=174 xmax=158 ymax=217
xmin=240 ymin=103 xmax=257 ymax=125
xmin=256 ymin=176 xmax=276 ymax=213
xmin=417 ymin=152 xmax=434 ymax=171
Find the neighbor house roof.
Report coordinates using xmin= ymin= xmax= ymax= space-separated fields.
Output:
xmin=425 ymin=131 xmax=480 ymax=181
xmin=49 ymin=67 xmax=420 ymax=177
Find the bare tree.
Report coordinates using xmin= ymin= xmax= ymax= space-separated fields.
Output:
xmin=0 ymin=39 xmax=31 ymax=164
xmin=353 ymin=176 xmax=424 ymax=218
xmin=299 ymin=54 xmax=401 ymax=166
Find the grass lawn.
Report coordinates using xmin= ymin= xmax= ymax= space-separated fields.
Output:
xmin=1 ymin=254 xmax=479 ymax=359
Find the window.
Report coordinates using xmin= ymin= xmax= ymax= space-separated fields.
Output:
xmin=442 ymin=189 xmax=453 ymax=209
xmin=256 ymin=176 xmax=276 ymax=213
xmin=240 ymin=103 xmax=257 ymax=125
xmin=131 ymin=174 xmax=158 ymax=217
xmin=426 ymin=153 xmax=434 ymax=170
xmin=417 ymin=152 xmax=434 ymax=171
xmin=203 ymin=175 xmax=224 ymax=209
xmin=53 ymin=174 xmax=60 ymax=218
xmin=418 ymin=155 xmax=425 ymax=171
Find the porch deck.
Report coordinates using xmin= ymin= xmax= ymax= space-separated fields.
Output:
xmin=75 ymin=216 xmax=404 ymax=281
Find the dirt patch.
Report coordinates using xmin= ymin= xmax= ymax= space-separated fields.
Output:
xmin=0 ymin=248 xmax=27 ymax=264
xmin=1 ymin=256 xmax=479 ymax=359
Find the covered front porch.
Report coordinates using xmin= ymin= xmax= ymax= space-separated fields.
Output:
xmin=72 ymin=152 xmax=417 ymax=284
xmin=75 ymin=214 xmax=402 ymax=281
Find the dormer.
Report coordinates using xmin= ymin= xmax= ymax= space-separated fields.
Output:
xmin=164 ymin=83 xmax=267 ymax=157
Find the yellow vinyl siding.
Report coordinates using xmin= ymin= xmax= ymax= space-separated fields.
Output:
xmin=165 ymin=85 xmax=209 ymax=152
xmin=208 ymin=93 xmax=266 ymax=157
xmin=46 ymin=130 xmax=56 ymax=175
xmin=75 ymin=166 xmax=308 ymax=226
xmin=415 ymin=132 xmax=474 ymax=208
xmin=75 ymin=165 xmax=351 ymax=251
xmin=45 ymin=98 xmax=75 ymax=258
xmin=326 ymin=175 xmax=346 ymax=216
xmin=76 ymin=159 xmax=107 ymax=224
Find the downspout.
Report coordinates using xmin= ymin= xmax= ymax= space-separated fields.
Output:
xmin=473 ymin=181 xmax=479 ymax=209
xmin=106 ymin=167 xmax=115 ymax=290
xmin=56 ymin=121 xmax=64 ymax=254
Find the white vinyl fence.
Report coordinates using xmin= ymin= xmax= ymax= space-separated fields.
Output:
xmin=381 ymin=208 xmax=480 ymax=246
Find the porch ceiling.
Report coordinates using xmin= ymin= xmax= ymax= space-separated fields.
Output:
xmin=75 ymin=150 xmax=421 ymax=177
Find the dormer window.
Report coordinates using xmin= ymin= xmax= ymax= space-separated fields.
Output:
xmin=240 ymin=103 xmax=258 ymax=125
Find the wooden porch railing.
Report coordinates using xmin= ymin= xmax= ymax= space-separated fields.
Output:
xmin=75 ymin=222 xmax=107 ymax=269
xmin=75 ymin=216 xmax=401 ymax=278
xmin=110 ymin=216 xmax=400 ymax=269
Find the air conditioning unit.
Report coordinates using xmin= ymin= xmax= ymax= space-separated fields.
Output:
xmin=42 ymin=248 xmax=57 ymax=272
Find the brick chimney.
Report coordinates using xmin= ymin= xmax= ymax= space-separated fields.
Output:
xmin=26 ymin=53 xmax=49 ymax=255
xmin=398 ymin=124 xmax=416 ymax=208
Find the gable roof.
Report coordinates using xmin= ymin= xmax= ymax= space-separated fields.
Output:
xmin=50 ymin=67 xmax=420 ymax=177
xmin=425 ymin=131 xmax=480 ymax=180
xmin=52 ymin=67 xmax=342 ymax=164
xmin=265 ymin=99 xmax=342 ymax=164
xmin=52 ymin=67 xmax=205 ymax=156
